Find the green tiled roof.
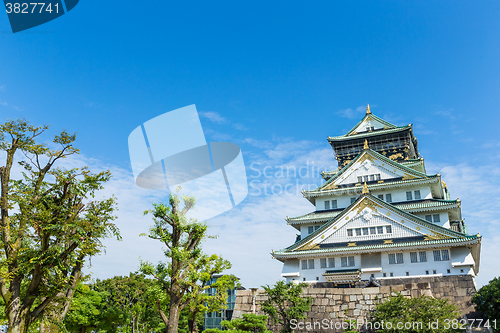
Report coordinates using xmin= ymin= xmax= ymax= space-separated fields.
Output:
xmin=328 ymin=126 xmax=410 ymax=141
xmin=274 ymin=236 xmax=480 ymax=257
xmin=314 ymin=148 xmax=435 ymax=193
xmin=287 ymin=199 xmax=459 ymax=224
xmin=283 ymin=194 xmax=470 ymax=253
xmin=287 ymin=210 xmax=342 ymax=224
xmin=394 ymin=199 xmax=459 ymax=211
xmin=338 ymin=113 xmax=399 ymax=137
xmin=306 ymin=175 xmax=440 ymax=198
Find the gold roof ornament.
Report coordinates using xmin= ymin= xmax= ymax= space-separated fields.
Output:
xmin=366 ymin=103 xmax=371 ymax=114
xmin=363 ymin=139 xmax=369 ymax=150
xmin=362 ymin=182 xmax=370 ymax=194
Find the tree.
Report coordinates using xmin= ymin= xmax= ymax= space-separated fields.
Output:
xmin=139 ymin=194 xmax=233 ymax=333
xmin=0 ymin=119 xmax=120 ymax=333
xmin=186 ymin=274 xmax=239 ymax=333
xmin=371 ymin=293 xmax=461 ymax=333
xmin=472 ymin=276 xmax=500 ymax=333
xmin=260 ymin=281 xmax=311 ymax=333
xmin=92 ymin=273 xmax=164 ymax=333
xmin=203 ymin=313 xmax=272 ymax=333
xmin=63 ymin=283 xmax=104 ymax=333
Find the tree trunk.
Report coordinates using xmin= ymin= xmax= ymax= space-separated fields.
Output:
xmin=166 ymin=302 xmax=180 ymax=333
xmin=188 ymin=310 xmax=199 ymax=333
xmin=39 ymin=320 xmax=59 ymax=333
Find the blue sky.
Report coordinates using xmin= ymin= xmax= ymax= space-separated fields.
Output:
xmin=1 ymin=1 xmax=500 ymax=288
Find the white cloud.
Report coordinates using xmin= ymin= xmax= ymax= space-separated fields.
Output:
xmin=0 ymin=101 xmax=7 ymax=106
xmin=427 ymin=161 xmax=500 ymax=287
xmin=200 ymin=111 xmax=227 ymax=124
xmin=336 ymin=105 xmax=366 ymax=119
xmin=0 ymin=85 xmax=5 ymax=92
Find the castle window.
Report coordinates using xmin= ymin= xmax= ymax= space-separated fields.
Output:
xmin=355 ymin=228 xmax=362 ymax=236
xmin=419 ymin=251 xmax=427 ymax=262
xmin=386 ymin=226 xmax=392 ymax=234
xmin=370 ymin=227 xmax=376 ymax=234
xmin=324 ymin=201 xmax=330 ymax=210
xmin=347 ymin=229 xmax=353 ymax=237
xmin=406 ymin=191 xmax=413 ymax=200
xmin=406 ymin=272 xmax=409 ymax=276
xmin=370 ymin=175 xmax=375 ymax=181
xmin=386 ymin=194 xmax=392 ymax=202
xmin=377 ymin=226 xmax=384 ymax=234
xmin=378 ymin=194 xmax=384 ymax=200
xmin=433 ymin=249 xmax=449 ymax=261
xmin=331 ymin=200 xmax=337 ymax=209
xmin=433 ymin=270 xmax=437 ymax=274
xmin=414 ymin=190 xmax=421 ymax=199
xmin=389 ymin=253 xmax=403 ymax=264
xmin=341 ymin=256 xmax=355 ymax=267
xmin=426 ymin=270 xmax=429 ymax=275
xmin=383 ymin=273 xmax=387 ymax=277
xmin=375 ymin=174 xmax=381 ymax=180
xmin=460 ymin=269 xmax=464 ymax=273
xmin=363 ymin=175 xmax=369 ymax=182
xmin=441 ymin=249 xmax=449 ymax=260
xmin=447 ymin=269 xmax=451 ymax=274
xmin=410 ymin=252 xmax=418 ymax=263
xmin=362 ymin=228 xmax=369 ymax=235
xmin=301 ymin=260 xmax=308 ymax=269
xmin=390 ymin=272 xmax=394 ymax=277
xmin=315 ymin=225 xmax=320 ymax=231
xmin=371 ymin=274 xmax=375 ymax=278
xmin=320 ymin=258 xmax=327 ymax=268
xmin=328 ymin=258 xmax=335 ymax=268
xmin=358 ymin=176 xmax=362 ymax=183
xmin=301 ymin=259 xmax=315 ymax=270
xmin=303 ymin=278 xmax=306 ymax=281
xmin=425 ymin=214 xmax=441 ymax=223
xmin=308 ymin=226 xmax=314 ymax=234
xmin=316 ymin=277 xmax=319 ymax=281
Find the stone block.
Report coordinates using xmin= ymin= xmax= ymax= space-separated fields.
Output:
xmin=380 ymin=286 xmax=391 ymax=294
xmin=353 ymin=309 xmax=361 ymax=316
xmin=343 ymin=295 xmax=350 ymax=302
xmin=366 ymin=300 xmax=373 ymax=305
xmin=457 ymin=288 xmax=467 ymax=297
xmin=364 ymin=295 xmax=370 ymax=300
xmin=392 ymin=285 xmax=405 ymax=292
xmin=349 ymin=302 xmax=355 ymax=309
xmin=341 ymin=304 xmax=348 ymax=310
xmin=321 ymin=298 xmax=329 ymax=306
xmin=318 ymin=306 xmax=326 ymax=313
xmin=355 ymin=303 xmax=363 ymax=310
xmin=362 ymin=287 xmax=380 ymax=294
xmin=349 ymin=295 xmax=357 ymax=302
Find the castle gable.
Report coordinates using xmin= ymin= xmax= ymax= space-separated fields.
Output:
xmin=292 ymin=195 xmax=462 ymax=252
xmin=322 ymin=150 xmax=426 ymax=190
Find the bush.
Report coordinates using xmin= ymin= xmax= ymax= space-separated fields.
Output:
xmin=370 ymin=293 xmax=462 ymax=333
xmin=203 ymin=313 xmax=271 ymax=333
xmin=472 ymin=277 xmax=500 ymax=333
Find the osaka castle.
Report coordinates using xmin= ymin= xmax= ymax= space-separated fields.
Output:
xmin=273 ymin=105 xmax=481 ymax=285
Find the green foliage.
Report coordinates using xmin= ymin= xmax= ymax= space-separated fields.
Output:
xmin=472 ymin=276 xmax=500 ymax=333
xmin=260 ymin=281 xmax=311 ymax=333
xmin=203 ymin=314 xmax=271 ymax=333
xmin=0 ymin=119 xmax=120 ymax=332
xmin=64 ymin=283 xmax=104 ymax=332
xmin=371 ymin=293 xmax=462 ymax=333
xmin=139 ymin=193 xmax=235 ymax=333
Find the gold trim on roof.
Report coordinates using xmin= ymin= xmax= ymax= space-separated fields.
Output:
xmin=362 ymin=182 xmax=370 ymax=194
xmin=366 ymin=103 xmax=371 ymax=114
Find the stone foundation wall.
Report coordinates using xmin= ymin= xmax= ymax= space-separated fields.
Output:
xmin=233 ymin=275 xmax=477 ymax=332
